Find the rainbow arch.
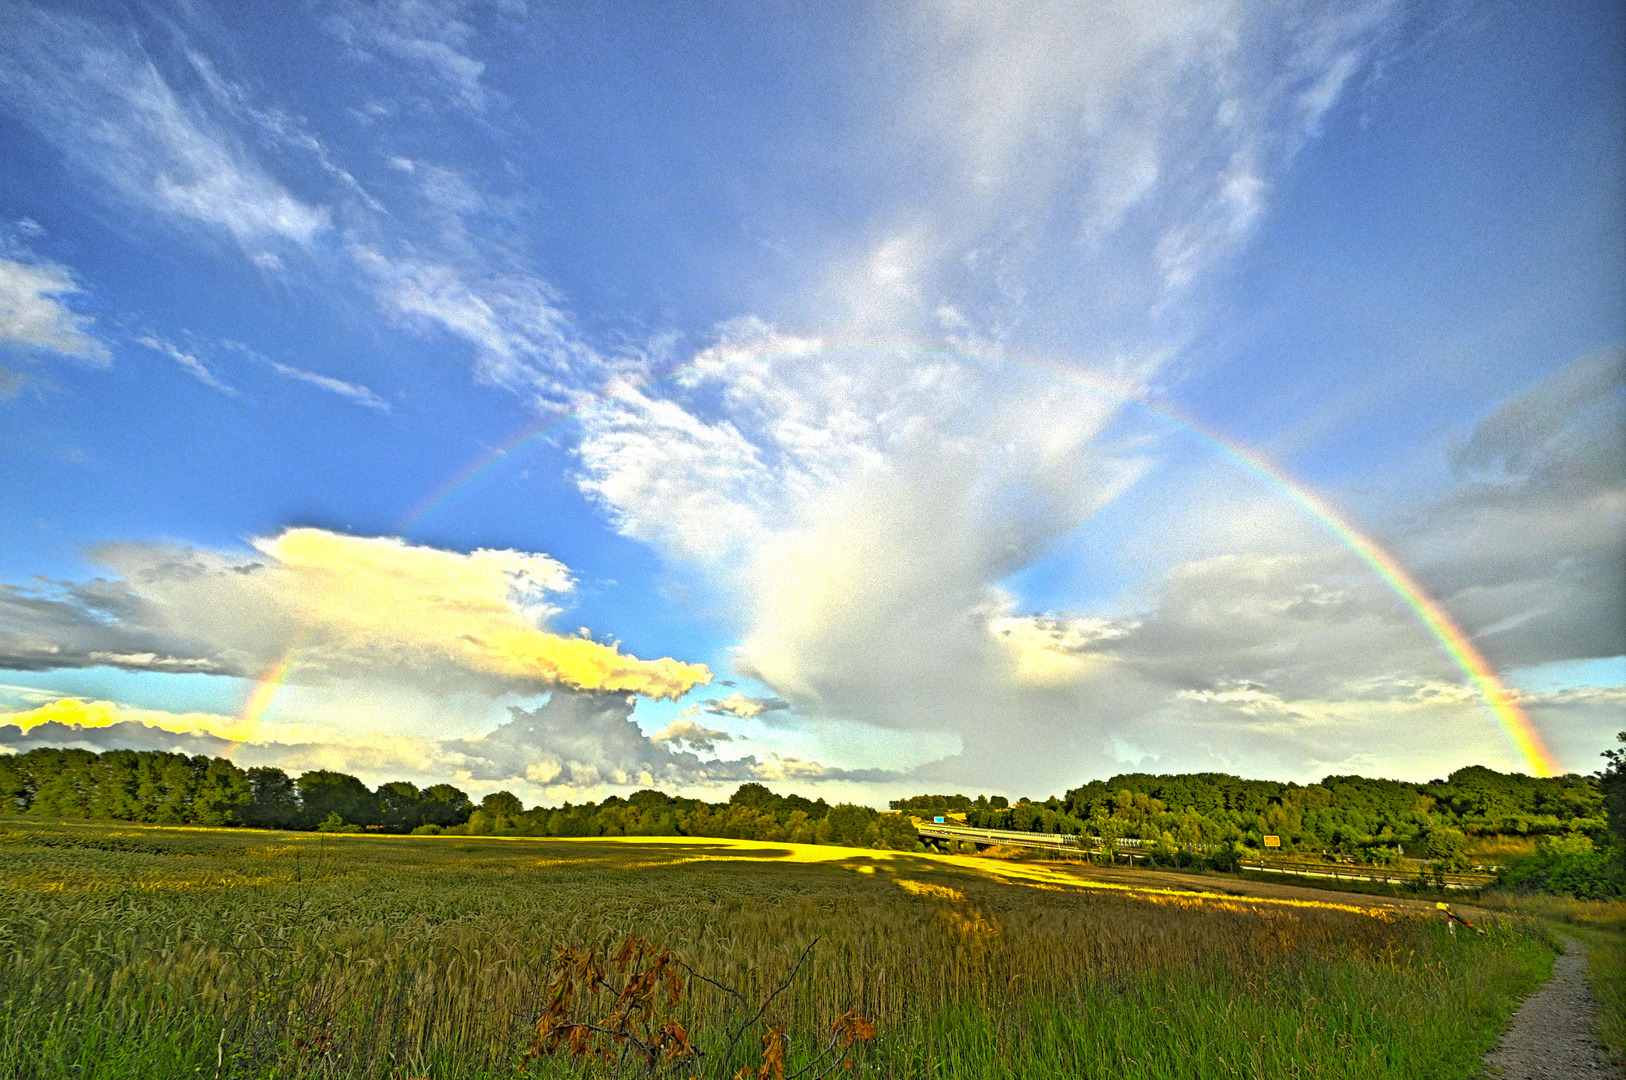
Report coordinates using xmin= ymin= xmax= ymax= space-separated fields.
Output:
xmin=241 ymin=340 xmax=1560 ymax=776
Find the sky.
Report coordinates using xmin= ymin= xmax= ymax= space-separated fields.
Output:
xmin=0 ymin=0 xmax=1621 ymax=806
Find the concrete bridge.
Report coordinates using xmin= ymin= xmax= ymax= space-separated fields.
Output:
xmin=913 ymin=821 xmax=1149 ymax=861
xmin=912 ymin=821 xmax=1493 ymax=889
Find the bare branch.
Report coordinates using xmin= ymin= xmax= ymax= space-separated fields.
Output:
xmin=720 ymin=937 xmax=819 ymax=1078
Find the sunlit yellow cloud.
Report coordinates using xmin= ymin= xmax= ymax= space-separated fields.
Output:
xmin=0 ymin=697 xmax=454 ymax=775
xmin=257 ymin=529 xmax=711 ymax=698
xmin=80 ymin=528 xmax=711 ymax=700
xmin=4 ymin=696 xmax=328 ymax=745
xmin=987 ymin=613 xmax=1126 ymax=688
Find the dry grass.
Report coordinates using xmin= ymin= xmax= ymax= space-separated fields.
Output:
xmin=0 ymin=819 xmax=1559 ymax=1079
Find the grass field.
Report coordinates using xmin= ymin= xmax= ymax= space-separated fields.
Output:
xmin=0 ymin=819 xmax=1562 ymax=1079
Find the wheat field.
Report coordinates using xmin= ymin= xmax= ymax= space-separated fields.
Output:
xmin=0 ymin=818 xmax=1556 ymax=1079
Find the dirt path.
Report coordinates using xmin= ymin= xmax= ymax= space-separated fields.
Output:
xmin=1483 ymin=937 xmax=1617 ymax=1078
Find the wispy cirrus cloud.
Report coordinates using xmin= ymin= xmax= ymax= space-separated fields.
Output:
xmin=0 ymin=9 xmax=331 ymax=266
xmin=137 ymin=334 xmax=237 ymax=395
xmin=219 ymin=339 xmax=390 ymax=411
xmin=0 ymin=7 xmax=606 ymax=408
xmin=326 ymin=0 xmax=497 ymax=113
xmin=265 ymin=358 xmax=390 ymax=410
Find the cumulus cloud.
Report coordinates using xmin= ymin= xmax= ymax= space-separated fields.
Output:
xmin=0 ymin=529 xmax=710 ymax=700
xmin=579 ymin=322 xmax=1623 ymax=788
xmin=0 ymin=696 xmax=457 ymax=779
xmin=0 ymin=255 xmax=109 ymax=363
xmin=563 ymin=2 xmax=1409 ymax=791
xmin=429 ymin=688 xmax=899 ymax=793
xmin=651 ymin=719 xmax=734 ymax=755
xmin=0 ymin=9 xmax=330 ymax=264
xmin=1 ymin=690 xmax=903 ymax=797
xmin=1 ymin=718 xmax=238 ymax=757
xmin=700 ymin=692 xmax=790 ymax=720
xmin=577 ymin=330 xmax=1150 ymax=753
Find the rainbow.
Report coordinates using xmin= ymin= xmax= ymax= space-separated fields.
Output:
xmin=238 ymin=650 xmax=296 ymax=727
xmin=1155 ymin=411 xmax=1561 ymax=777
xmin=240 ymin=340 xmax=1559 ymax=776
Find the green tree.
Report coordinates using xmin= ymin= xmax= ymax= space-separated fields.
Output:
xmin=375 ymin=781 xmax=425 ymax=832
xmin=242 ymin=767 xmax=301 ymax=829
xmin=420 ymin=784 xmax=474 ymax=827
xmin=297 ymin=770 xmax=379 ymax=829
xmin=1602 ymin=731 xmax=1626 ymax=870
xmin=819 ymin=804 xmax=875 ymax=846
xmin=874 ymin=812 xmax=919 ymax=851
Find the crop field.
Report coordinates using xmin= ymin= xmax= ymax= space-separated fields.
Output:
xmin=0 ymin=819 xmax=1560 ymax=1079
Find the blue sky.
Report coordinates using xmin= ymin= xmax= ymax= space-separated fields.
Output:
xmin=1 ymin=0 xmax=1621 ymax=803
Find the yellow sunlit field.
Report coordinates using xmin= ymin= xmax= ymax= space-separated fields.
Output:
xmin=0 ymin=819 xmax=1566 ymax=1079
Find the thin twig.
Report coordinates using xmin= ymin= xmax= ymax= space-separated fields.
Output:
xmin=783 ymin=1029 xmax=843 ymax=1080
xmin=719 ymin=938 xmax=819 ymax=1078
xmin=676 ymin=962 xmax=746 ymax=1006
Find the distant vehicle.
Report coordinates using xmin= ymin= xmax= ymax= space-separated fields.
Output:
xmin=933 ymin=816 xmax=945 ymax=823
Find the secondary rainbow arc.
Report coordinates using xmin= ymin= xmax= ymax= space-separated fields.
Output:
xmin=237 ymin=341 xmax=1561 ymax=777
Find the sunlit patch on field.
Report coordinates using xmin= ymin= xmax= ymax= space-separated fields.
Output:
xmin=500 ymin=833 xmax=1405 ymax=920
xmin=894 ymin=879 xmax=966 ymax=902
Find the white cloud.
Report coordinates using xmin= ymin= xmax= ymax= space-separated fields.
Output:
xmin=578 ymin=329 xmax=1623 ymax=789
xmin=0 ymin=256 xmax=108 ymax=363
xmin=267 ymin=359 xmax=389 ymax=410
xmin=0 ymin=10 xmax=330 ymax=264
xmin=447 ymin=689 xmax=899 ymax=795
xmin=350 ymin=244 xmax=602 ymax=402
xmin=650 ymin=717 xmax=735 ymax=754
xmin=0 ymin=529 xmax=710 ymax=701
xmin=219 ymin=339 xmax=390 ymax=410
xmin=137 ymin=334 xmax=237 ymax=395
xmin=0 ymin=10 xmax=609 ymax=409
xmin=327 ymin=0 xmax=496 ymax=112
xmin=788 ymin=0 xmax=1399 ymax=346
xmin=700 ymin=691 xmax=790 ymax=720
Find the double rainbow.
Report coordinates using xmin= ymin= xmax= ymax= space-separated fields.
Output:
xmin=240 ymin=342 xmax=1560 ymax=776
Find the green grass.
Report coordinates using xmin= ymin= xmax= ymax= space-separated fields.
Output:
xmin=0 ymin=819 xmax=1559 ymax=1079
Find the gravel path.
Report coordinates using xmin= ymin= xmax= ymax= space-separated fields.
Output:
xmin=1483 ymin=937 xmax=1617 ymax=1078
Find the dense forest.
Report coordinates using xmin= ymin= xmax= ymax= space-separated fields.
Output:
xmin=3 ymin=737 xmax=1622 ymax=895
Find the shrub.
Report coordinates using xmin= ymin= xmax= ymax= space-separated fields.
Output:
xmin=315 ymin=811 xmax=363 ymax=834
xmin=1498 ymin=834 xmax=1623 ymax=899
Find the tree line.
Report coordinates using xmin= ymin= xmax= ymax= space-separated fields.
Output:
xmin=0 ymin=749 xmax=920 ymax=850
xmin=4 ymin=739 xmax=1622 ymax=893
xmin=893 ymin=741 xmax=1626 ymax=896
